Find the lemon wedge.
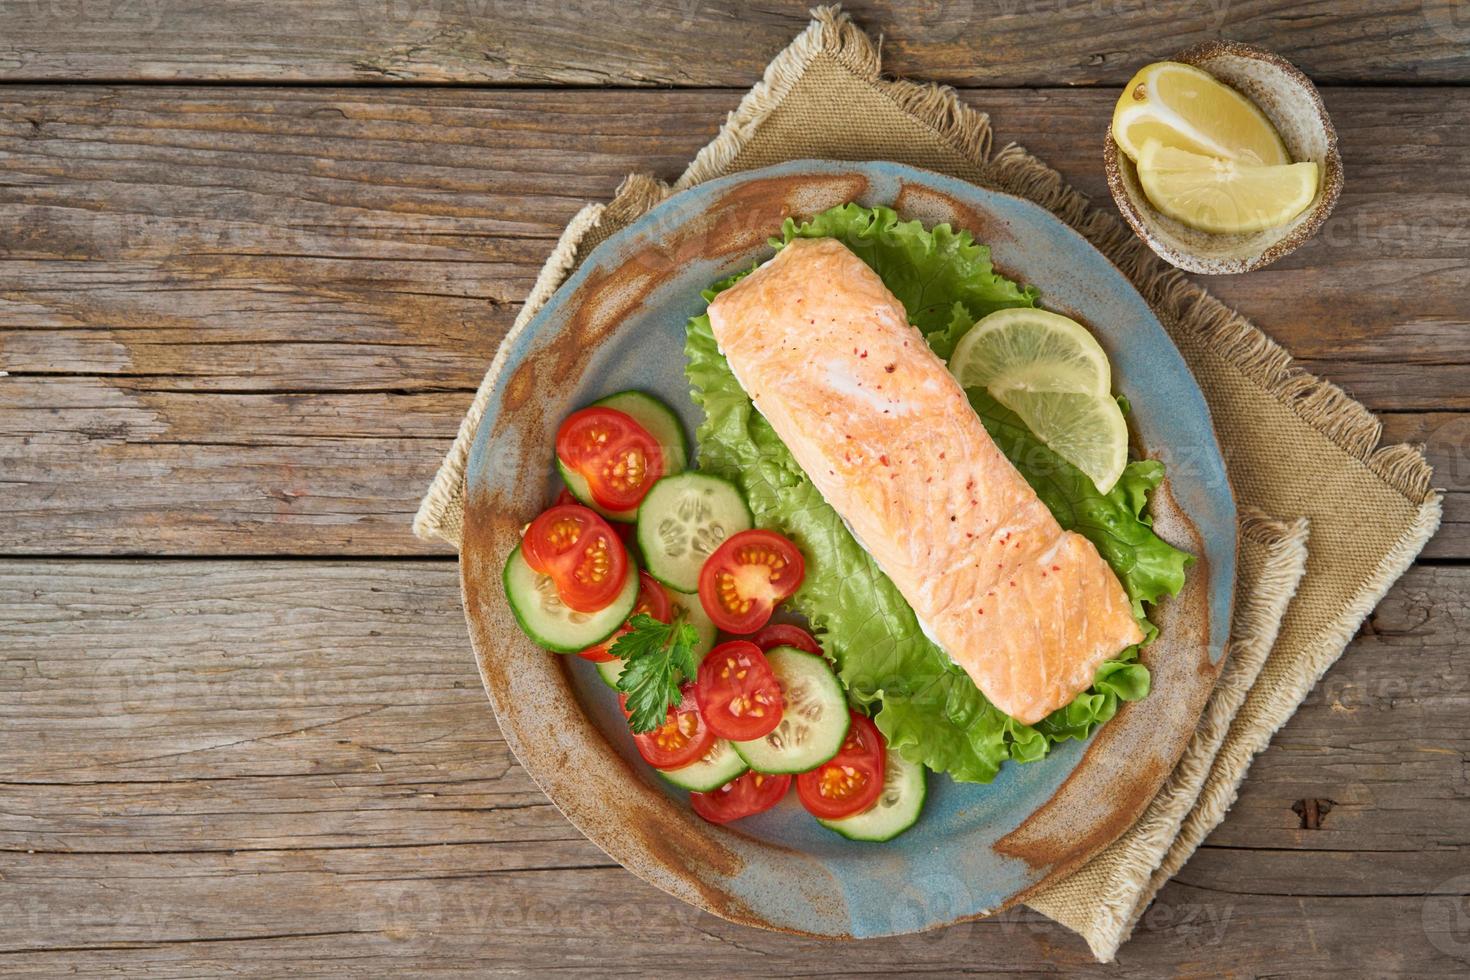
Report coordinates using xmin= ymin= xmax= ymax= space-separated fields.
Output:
xmin=948 ymin=308 xmax=1128 ymax=494
xmin=1137 ymin=141 xmax=1319 ymax=235
xmin=1112 ymin=61 xmax=1289 ymax=166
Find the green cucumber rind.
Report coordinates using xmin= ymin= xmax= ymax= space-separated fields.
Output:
xmin=502 ymin=544 xmax=638 ymax=654
xmin=656 ymin=740 xmax=748 ymax=792
xmin=732 ymin=647 xmax=850 ymax=775
xmin=817 ymin=752 xmax=927 ymax=842
xmin=636 ymin=472 xmax=753 ymax=593
xmin=595 ymin=656 xmax=625 ymax=690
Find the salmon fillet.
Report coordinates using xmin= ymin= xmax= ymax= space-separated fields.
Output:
xmin=707 ymin=237 xmax=1144 ymax=724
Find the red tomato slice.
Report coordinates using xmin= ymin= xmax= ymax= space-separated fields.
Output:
xmin=697 ymin=529 xmax=806 ymax=634
xmin=556 ymin=407 xmax=664 ymax=512
xmin=578 ymin=572 xmax=671 ymax=662
xmin=746 ymin=623 xmax=820 ymax=656
xmin=833 ymin=710 xmax=885 ymax=767
xmin=552 ymin=487 xmax=634 ymax=548
xmin=695 ymin=641 xmax=784 ymax=741
xmin=522 ymin=504 xmax=629 ymax=613
xmin=796 ymin=712 xmax=886 ymax=820
xmin=690 ymin=771 xmax=792 ymax=824
xmin=621 ymin=684 xmax=713 ymax=769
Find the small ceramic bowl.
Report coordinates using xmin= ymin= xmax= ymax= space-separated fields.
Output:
xmin=1104 ymin=41 xmax=1343 ymax=275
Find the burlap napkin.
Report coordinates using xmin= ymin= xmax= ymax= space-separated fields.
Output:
xmin=414 ymin=7 xmax=1440 ymax=960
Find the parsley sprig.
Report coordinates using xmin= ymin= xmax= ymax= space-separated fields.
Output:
xmin=610 ymin=610 xmax=699 ymax=733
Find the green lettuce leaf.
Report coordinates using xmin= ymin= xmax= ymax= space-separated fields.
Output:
xmin=685 ymin=205 xmax=1190 ymax=784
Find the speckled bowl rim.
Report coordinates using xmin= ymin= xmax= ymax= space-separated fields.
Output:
xmin=1104 ymin=40 xmax=1344 ymax=274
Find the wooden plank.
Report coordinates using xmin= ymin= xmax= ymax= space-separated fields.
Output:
xmin=2 ymin=86 xmax=1465 ymax=556
xmin=0 ymin=85 xmax=728 ymax=555
xmin=0 ymin=0 xmax=1466 ymax=86
xmin=1 ymin=876 xmax=1464 ymax=977
xmin=1 ymin=560 xmax=1466 ymax=972
xmin=1383 ymin=413 xmax=1468 ymax=561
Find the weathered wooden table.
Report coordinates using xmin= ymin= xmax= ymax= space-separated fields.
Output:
xmin=2 ymin=3 xmax=1467 ymax=974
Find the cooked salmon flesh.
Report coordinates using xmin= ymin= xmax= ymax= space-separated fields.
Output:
xmin=707 ymin=237 xmax=1145 ymax=724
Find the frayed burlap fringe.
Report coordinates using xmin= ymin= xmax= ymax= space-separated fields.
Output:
xmin=1026 ymin=511 xmax=1310 ymax=959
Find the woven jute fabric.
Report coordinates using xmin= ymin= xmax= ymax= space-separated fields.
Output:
xmin=415 ymin=7 xmax=1440 ymax=960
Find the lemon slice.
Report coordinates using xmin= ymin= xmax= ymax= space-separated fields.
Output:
xmin=946 ymin=308 xmax=1111 ymax=395
xmin=948 ymin=308 xmax=1128 ymax=494
xmin=1137 ymin=141 xmax=1320 ymax=235
xmin=1112 ymin=61 xmax=1289 ymax=166
xmin=999 ymin=389 xmax=1129 ymax=494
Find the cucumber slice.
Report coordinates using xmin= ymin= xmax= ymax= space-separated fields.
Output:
xmin=656 ymin=739 xmax=748 ymax=792
xmin=559 ymin=391 xmax=688 ymax=522
xmin=672 ymin=589 xmax=718 ymax=660
xmin=502 ymin=544 xmax=638 ymax=654
xmin=596 ymin=589 xmax=716 ymax=691
xmin=595 ymin=655 xmax=626 ymax=690
xmin=733 ymin=647 xmax=850 ymax=774
xmin=818 ymin=751 xmax=927 ymax=842
xmin=637 ymin=472 xmax=752 ymax=592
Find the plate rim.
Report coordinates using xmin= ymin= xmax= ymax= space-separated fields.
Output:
xmin=459 ymin=158 xmax=1238 ymax=937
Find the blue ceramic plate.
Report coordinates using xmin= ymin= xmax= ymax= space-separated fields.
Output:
xmin=459 ymin=161 xmax=1236 ymax=938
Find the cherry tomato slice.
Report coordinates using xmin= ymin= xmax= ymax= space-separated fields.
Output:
xmin=796 ymin=712 xmax=886 ymax=820
xmin=620 ymin=684 xmax=713 ymax=769
xmin=555 ymin=484 xmax=636 ymax=548
xmin=578 ymin=572 xmax=671 ymax=662
xmin=690 ymin=771 xmax=792 ymax=824
xmin=556 ymin=407 xmax=664 ymax=512
xmin=746 ymin=623 xmax=820 ymax=656
xmin=833 ymin=710 xmax=885 ymax=768
xmin=522 ymin=504 xmax=629 ymax=613
xmin=697 ymin=529 xmax=806 ymax=634
xmin=694 ymin=640 xmax=784 ymax=741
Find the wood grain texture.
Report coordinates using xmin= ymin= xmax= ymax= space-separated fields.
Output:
xmin=0 ymin=0 xmax=1468 ymax=86
xmin=0 ymin=5 xmax=1464 ymax=968
xmin=2 ymin=86 xmax=1466 ymax=556
xmin=2 ymin=560 xmax=1467 ymax=973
